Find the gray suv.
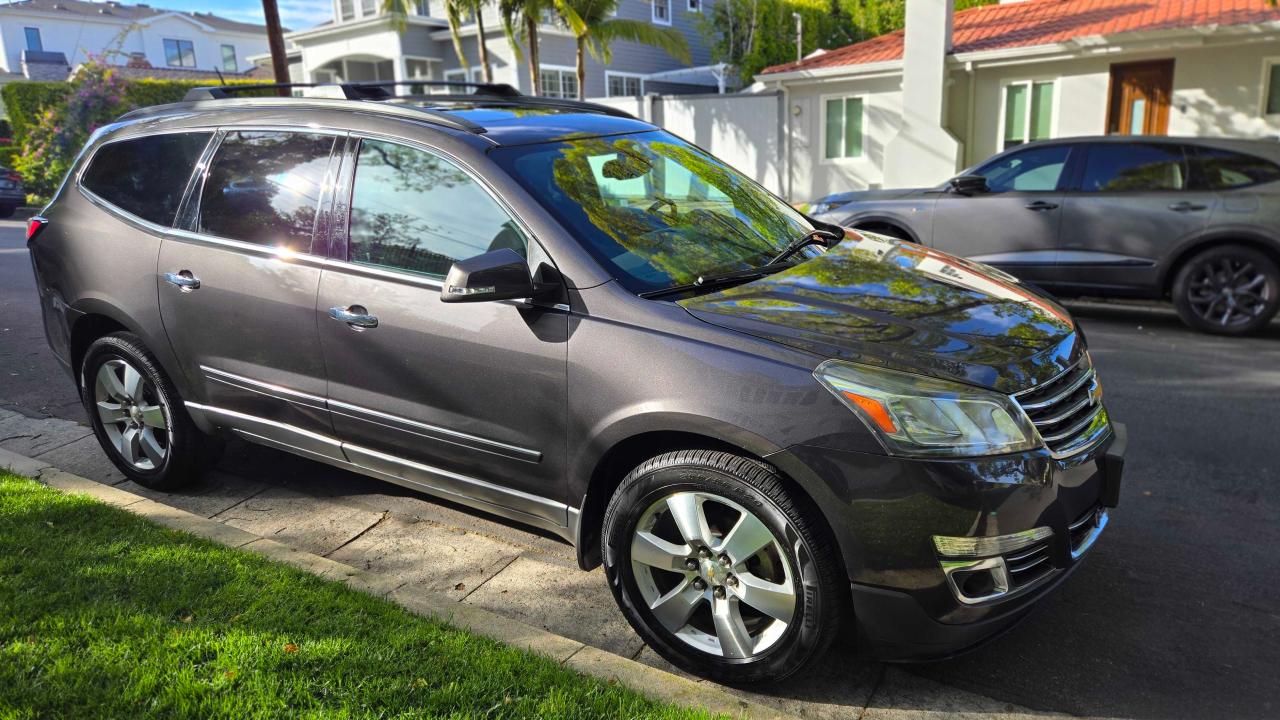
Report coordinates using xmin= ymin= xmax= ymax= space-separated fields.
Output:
xmin=29 ymin=83 xmax=1124 ymax=684
xmin=809 ymin=136 xmax=1280 ymax=334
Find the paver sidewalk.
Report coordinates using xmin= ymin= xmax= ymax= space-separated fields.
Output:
xmin=0 ymin=406 xmax=1090 ymax=720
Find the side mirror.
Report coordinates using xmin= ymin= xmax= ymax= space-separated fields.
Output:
xmin=949 ymin=174 xmax=990 ymax=196
xmin=441 ymin=248 xmax=534 ymax=303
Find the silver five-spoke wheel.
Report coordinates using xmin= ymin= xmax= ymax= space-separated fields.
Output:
xmin=94 ymin=357 xmax=170 ymax=470
xmin=630 ymin=491 xmax=796 ymax=659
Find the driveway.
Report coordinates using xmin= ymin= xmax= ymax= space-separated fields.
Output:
xmin=3 ymin=219 xmax=1277 ymax=719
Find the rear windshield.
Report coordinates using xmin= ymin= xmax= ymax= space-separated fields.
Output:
xmin=491 ymin=131 xmax=813 ymax=294
xmin=80 ymin=133 xmax=212 ymax=227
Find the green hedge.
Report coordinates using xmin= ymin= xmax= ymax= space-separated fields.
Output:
xmin=0 ymin=146 xmax=16 ymax=170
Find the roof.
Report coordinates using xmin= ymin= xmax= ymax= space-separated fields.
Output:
xmin=0 ymin=0 xmax=271 ymax=35
xmin=759 ymin=0 xmax=1280 ymax=76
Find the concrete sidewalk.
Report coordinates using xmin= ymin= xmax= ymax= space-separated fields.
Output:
xmin=0 ymin=406 xmax=1085 ymax=720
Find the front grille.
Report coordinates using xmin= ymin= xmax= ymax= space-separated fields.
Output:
xmin=1014 ymin=357 xmax=1109 ymax=458
xmin=1069 ymin=505 xmax=1107 ymax=558
xmin=1002 ymin=539 xmax=1053 ymax=590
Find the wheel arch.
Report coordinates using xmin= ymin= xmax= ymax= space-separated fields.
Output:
xmin=1160 ymin=230 xmax=1280 ymax=296
xmin=845 ymin=215 xmax=921 ymax=244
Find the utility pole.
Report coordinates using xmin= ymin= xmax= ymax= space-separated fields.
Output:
xmin=793 ymin=13 xmax=802 ymax=63
xmin=261 ymin=0 xmax=291 ymax=94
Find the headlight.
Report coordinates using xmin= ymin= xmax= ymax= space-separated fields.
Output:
xmin=813 ymin=360 xmax=1041 ymax=457
xmin=808 ymin=199 xmax=848 ymax=216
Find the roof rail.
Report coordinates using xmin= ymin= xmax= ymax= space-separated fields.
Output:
xmin=182 ymin=80 xmax=523 ymax=103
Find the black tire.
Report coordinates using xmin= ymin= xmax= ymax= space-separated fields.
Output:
xmin=80 ymin=332 xmax=220 ymax=490
xmin=602 ymin=450 xmax=845 ymax=685
xmin=1172 ymin=245 xmax=1280 ymax=335
xmin=0 ymin=205 xmax=15 ymax=219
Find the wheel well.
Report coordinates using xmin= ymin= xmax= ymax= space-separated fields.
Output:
xmin=1163 ymin=237 xmax=1280 ymax=297
xmin=69 ymin=314 xmax=128 ymax=380
xmin=850 ymin=220 xmax=914 ymax=243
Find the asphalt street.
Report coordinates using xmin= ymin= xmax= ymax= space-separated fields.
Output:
xmin=2 ymin=219 xmax=1276 ymax=719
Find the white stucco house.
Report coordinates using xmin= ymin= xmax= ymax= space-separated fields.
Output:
xmin=0 ymin=0 xmax=270 ymax=83
xmin=755 ymin=0 xmax=1280 ymax=199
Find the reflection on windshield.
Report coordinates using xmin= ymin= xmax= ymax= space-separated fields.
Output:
xmin=494 ymin=131 xmax=812 ymax=292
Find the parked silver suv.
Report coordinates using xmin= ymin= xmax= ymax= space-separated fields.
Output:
xmin=29 ymin=83 xmax=1124 ymax=684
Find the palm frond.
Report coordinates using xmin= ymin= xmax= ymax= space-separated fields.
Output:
xmin=593 ymin=18 xmax=690 ymax=64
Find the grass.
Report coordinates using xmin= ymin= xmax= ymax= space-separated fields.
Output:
xmin=0 ymin=474 xmax=710 ymax=720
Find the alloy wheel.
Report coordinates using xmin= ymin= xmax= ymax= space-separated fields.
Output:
xmin=1187 ymin=257 xmax=1273 ymax=328
xmin=629 ymin=491 xmax=796 ymax=659
xmin=93 ymin=358 xmax=170 ymax=471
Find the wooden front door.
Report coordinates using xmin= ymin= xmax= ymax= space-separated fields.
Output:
xmin=1107 ymin=60 xmax=1174 ymax=135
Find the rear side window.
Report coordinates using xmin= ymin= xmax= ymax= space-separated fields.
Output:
xmin=198 ymin=131 xmax=335 ymax=252
xmin=1191 ymin=147 xmax=1280 ymax=190
xmin=80 ymin=133 xmax=212 ymax=227
xmin=1080 ymin=143 xmax=1187 ymax=192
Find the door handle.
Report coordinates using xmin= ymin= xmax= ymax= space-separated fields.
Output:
xmin=163 ymin=270 xmax=200 ymax=292
xmin=1024 ymin=201 xmax=1060 ymax=211
xmin=1168 ymin=201 xmax=1207 ymax=213
xmin=328 ymin=305 xmax=379 ymax=330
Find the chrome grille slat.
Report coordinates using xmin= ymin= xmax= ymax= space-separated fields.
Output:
xmin=1069 ymin=507 xmax=1100 ymax=531
xmin=1003 ymin=545 xmax=1047 ymax=563
xmin=1007 ymin=553 xmax=1049 ymax=574
xmin=1032 ymin=391 xmax=1095 ymax=427
xmin=1041 ymin=405 xmax=1104 ymax=444
xmin=1016 ymin=367 xmax=1096 ymax=411
xmin=1013 ymin=356 xmax=1109 ymax=458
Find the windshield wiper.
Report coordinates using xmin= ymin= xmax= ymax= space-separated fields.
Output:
xmin=639 ymin=266 xmax=784 ymax=300
xmin=767 ymin=227 xmax=842 ymax=266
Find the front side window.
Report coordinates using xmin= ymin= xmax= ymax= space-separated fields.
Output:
xmin=1003 ymin=80 xmax=1054 ymax=148
xmin=607 ymin=74 xmax=643 ymax=97
xmin=1192 ymin=146 xmax=1280 ymax=190
xmin=81 ymin=133 xmax=213 ymax=227
xmin=539 ymin=67 xmax=578 ymax=99
xmin=824 ymin=96 xmax=863 ymax=160
xmin=164 ymin=38 xmax=195 ymax=67
xmin=653 ymin=0 xmax=670 ymax=24
xmin=1080 ymin=143 xmax=1187 ymax=192
xmin=221 ymin=44 xmax=237 ymax=72
xmin=976 ymin=144 xmax=1072 ymax=193
xmin=348 ymin=139 xmax=526 ymax=278
xmin=198 ymin=131 xmax=336 ymax=251
xmin=24 ymin=27 xmax=42 ymax=52
xmin=493 ymin=130 xmax=815 ymax=294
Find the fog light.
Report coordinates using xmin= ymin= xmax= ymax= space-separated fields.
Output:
xmin=933 ymin=527 xmax=1053 ymax=559
xmin=940 ymin=557 xmax=1010 ymax=604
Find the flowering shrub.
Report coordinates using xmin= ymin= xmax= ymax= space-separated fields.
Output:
xmin=15 ymin=56 xmax=128 ymax=198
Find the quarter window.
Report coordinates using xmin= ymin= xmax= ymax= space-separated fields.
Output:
xmin=163 ymin=38 xmax=196 ymax=67
xmin=221 ymin=44 xmax=237 ymax=72
xmin=1002 ymin=80 xmax=1054 ymax=148
xmin=1192 ymin=146 xmax=1280 ymax=190
xmin=24 ymin=27 xmax=42 ymax=52
xmin=1080 ymin=143 xmax=1187 ymax=192
xmin=80 ymin=133 xmax=213 ymax=227
xmin=198 ymin=131 xmax=336 ymax=251
xmin=348 ymin=139 xmax=526 ymax=278
xmin=824 ymin=96 xmax=863 ymax=160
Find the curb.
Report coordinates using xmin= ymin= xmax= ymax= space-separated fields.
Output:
xmin=0 ymin=447 xmax=797 ymax=720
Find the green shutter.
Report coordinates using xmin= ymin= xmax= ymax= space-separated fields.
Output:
xmin=1268 ymin=65 xmax=1280 ymax=115
xmin=844 ymin=98 xmax=863 ymax=157
xmin=825 ymin=99 xmax=843 ymax=159
xmin=1004 ymin=84 xmax=1028 ymax=145
xmin=1030 ymin=82 xmax=1053 ymax=140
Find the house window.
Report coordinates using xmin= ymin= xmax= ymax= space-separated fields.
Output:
xmin=607 ymin=73 xmax=643 ymax=97
xmin=340 ymin=0 xmax=355 ymax=20
xmin=823 ymin=96 xmax=863 ymax=160
xmin=688 ymin=0 xmax=700 ymax=12
xmin=415 ymin=0 xmax=430 ymax=15
xmin=163 ymin=39 xmax=196 ymax=68
xmin=1264 ymin=61 xmax=1280 ymax=115
xmin=361 ymin=0 xmax=377 ymax=16
xmin=23 ymin=27 xmax=42 ymax=52
xmin=1002 ymin=80 xmax=1054 ymax=148
xmin=652 ymin=0 xmax=671 ymax=25
xmin=539 ymin=67 xmax=578 ymax=99
xmin=221 ymin=44 xmax=237 ymax=72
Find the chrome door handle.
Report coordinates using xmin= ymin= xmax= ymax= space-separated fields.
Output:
xmin=1024 ymin=201 xmax=1060 ymax=211
xmin=1168 ymin=201 xmax=1207 ymax=213
xmin=163 ymin=270 xmax=200 ymax=292
xmin=328 ymin=305 xmax=378 ymax=330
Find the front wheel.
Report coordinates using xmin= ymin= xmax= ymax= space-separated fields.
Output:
xmin=1172 ymin=245 xmax=1280 ymax=335
xmin=602 ymin=450 xmax=845 ymax=684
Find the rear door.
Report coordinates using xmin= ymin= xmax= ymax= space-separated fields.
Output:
xmin=1055 ymin=142 xmax=1214 ymax=294
xmin=158 ymin=129 xmax=342 ymax=455
xmin=927 ymin=143 xmax=1078 ymax=285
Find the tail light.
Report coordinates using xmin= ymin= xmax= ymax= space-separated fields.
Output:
xmin=26 ymin=216 xmax=48 ymax=244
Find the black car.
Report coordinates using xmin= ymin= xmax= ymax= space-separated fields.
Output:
xmin=0 ymin=165 xmax=23 ymax=218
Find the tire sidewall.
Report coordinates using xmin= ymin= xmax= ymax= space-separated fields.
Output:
xmin=1173 ymin=246 xmax=1280 ymax=335
xmin=603 ymin=458 xmax=829 ymax=683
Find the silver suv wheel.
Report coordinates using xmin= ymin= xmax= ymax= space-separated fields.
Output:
xmin=93 ymin=357 xmax=170 ymax=470
xmin=630 ymin=490 xmax=796 ymax=659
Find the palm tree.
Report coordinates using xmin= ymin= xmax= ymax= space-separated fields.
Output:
xmin=562 ymin=0 xmax=689 ymax=100
xmin=499 ymin=0 xmax=584 ymax=96
xmin=382 ymin=0 xmax=494 ymax=85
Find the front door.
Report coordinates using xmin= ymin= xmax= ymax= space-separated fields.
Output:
xmin=1107 ymin=60 xmax=1174 ymax=136
xmin=316 ymin=136 xmax=569 ymax=527
xmin=159 ymin=130 xmax=340 ymax=451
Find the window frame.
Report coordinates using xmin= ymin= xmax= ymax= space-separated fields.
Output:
xmin=605 ymin=71 xmax=645 ymax=98
xmin=998 ymin=77 xmax=1059 ymax=152
xmin=819 ymin=92 xmax=866 ymax=164
xmin=973 ymin=142 xmax=1078 ymax=194
xmin=74 ymin=129 xmax=217 ymax=232
xmin=220 ymin=44 xmax=238 ymax=73
xmin=163 ymin=37 xmax=197 ymax=68
xmin=1186 ymin=143 xmax=1280 ymax=191
xmin=23 ymin=26 xmax=43 ymax=52
xmin=1260 ymin=56 xmax=1280 ymax=117
xmin=537 ymin=64 xmax=578 ymax=99
xmin=687 ymin=0 xmax=701 ymax=13
xmin=652 ymin=0 xmax=672 ymax=26
xmin=1076 ymin=141 xmax=1191 ymax=194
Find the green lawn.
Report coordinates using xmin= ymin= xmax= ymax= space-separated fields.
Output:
xmin=0 ymin=474 xmax=708 ymax=719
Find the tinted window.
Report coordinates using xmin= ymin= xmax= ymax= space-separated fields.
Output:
xmin=1192 ymin=147 xmax=1280 ymax=190
xmin=977 ymin=144 xmax=1071 ymax=192
xmin=198 ymin=131 xmax=335 ymax=251
xmin=81 ymin=133 xmax=212 ymax=227
xmin=1080 ymin=143 xmax=1186 ymax=192
xmin=348 ymin=139 xmax=526 ymax=278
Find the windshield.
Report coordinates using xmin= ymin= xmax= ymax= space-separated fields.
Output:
xmin=492 ymin=131 xmax=815 ymax=294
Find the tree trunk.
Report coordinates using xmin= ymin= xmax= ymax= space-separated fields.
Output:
xmin=261 ymin=0 xmax=290 ymax=94
xmin=525 ymin=14 xmax=541 ymax=95
xmin=477 ymin=11 xmax=493 ymax=83
xmin=575 ymin=36 xmax=586 ymax=101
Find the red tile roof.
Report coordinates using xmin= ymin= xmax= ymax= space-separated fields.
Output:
xmin=760 ymin=0 xmax=1280 ymax=76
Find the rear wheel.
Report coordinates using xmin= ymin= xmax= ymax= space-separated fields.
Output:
xmin=1172 ymin=245 xmax=1280 ymax=335
xmin=602 ymin=450 xmax=844 ymax=684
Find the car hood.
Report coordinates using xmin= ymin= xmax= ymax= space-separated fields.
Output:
xmin=815 ymin=187 xmax=925 ymax=206
xmin=679 ymin=234 xmax=1082 ymax=394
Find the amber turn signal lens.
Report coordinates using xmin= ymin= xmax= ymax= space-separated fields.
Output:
xmin=841 ymin=391 xmax=898 ymax=433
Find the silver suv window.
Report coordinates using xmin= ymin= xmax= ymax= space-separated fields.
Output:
xmin=80 ymin=132 xmax=212 ymax=227
xmin=1080 ymin=143 xmax=1187 ymax=192
xmin=197 ymin=131 xmax=336 ymax=252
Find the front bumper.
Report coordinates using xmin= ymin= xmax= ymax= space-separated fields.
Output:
xmin=769 ymin=423 xmax=1126 ymax=661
